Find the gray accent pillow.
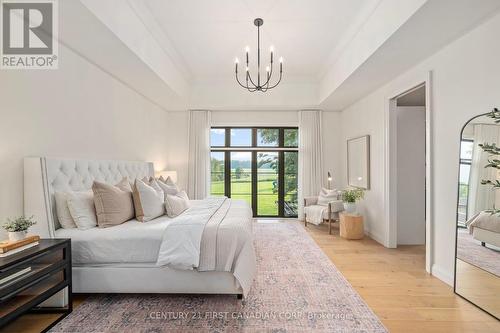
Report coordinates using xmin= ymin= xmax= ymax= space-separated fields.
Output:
xmin=157 ymin=177 xmax=180 ymax=198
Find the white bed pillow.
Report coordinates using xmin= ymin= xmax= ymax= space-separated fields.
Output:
xmin=318 ymin=188 xmax=339 ymax=206
xmin=132 ymin=179 xmax=165 ymax=222
xmin=66 ymin=191 xmax=97 ymax=230
xmin=165 ymin=191 xmax=191 ymax=217
xmin=157 ymin=178 xmax=180 ymax=196
xmin=54 ymin=191 xmax=77 ymax=229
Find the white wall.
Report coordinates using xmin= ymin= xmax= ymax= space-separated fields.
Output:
xmin=0 ymin=43 xmax=170 ymax=240
xmin=322 ymin=112 xmax=343 ymax=190
xmin=190 ymin=81 xmax=319 ymax=111
xmin=336 ymin=11 xmax=500 ymax=285
xmin=396 ymin=106 xmax=425 ymax=245
xmin=339 ymin=94 xmax=387 ymax=244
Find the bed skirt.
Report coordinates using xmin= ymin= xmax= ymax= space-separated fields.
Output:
xmin=72 ymin=265 xmax=243 ymax=295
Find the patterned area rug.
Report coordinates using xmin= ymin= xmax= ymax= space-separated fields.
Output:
xmin=457 ymin=228 xmax=500 ymax=276
xmin=50 ymin=221 xmax=386 ymax=332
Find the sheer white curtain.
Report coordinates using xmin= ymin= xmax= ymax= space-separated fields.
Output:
xmin=298 ymin=110 xmax=324 ymax=220
xmin=187 ymin=110 xmax=211 ymax=199
xmin=468 ymin=124 xmax=500 ymax=216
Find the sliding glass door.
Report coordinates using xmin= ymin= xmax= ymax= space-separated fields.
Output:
xmin=210 ymin=127 xmax=298 ymax=217
xmin=230 ymin=151 xmax=252 ymax=207
xmin=257 ymin=152 xmax=279 ymax=216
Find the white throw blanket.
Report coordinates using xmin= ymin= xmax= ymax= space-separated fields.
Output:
xmin=304 ymin=205 xmax=326 ymax=225
xmin=156 ymin=197 xmax=256 ymax=296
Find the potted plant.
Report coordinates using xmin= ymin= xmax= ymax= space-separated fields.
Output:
xmin=2 ymin=216 xmax=37 ymax=242
xmin=342 ymin=188 xmax=365 ymax=214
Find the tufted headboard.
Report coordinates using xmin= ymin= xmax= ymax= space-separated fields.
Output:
xmin=24 ymin=157 xmax=154 ymax=237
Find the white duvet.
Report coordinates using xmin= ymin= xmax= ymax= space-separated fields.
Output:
xmin=156 ymin=197 xmax=256 ymax=295
xmin=156 ymin=197 xmax=228 ymax=269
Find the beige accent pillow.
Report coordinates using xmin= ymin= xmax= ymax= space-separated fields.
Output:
xmin=132 ymin=179 xmax=165 ymax=222
xmin=165 ymin=191 xmax=191 ymax=217
xmin=92 ymin=178 xmax=135 ymax=228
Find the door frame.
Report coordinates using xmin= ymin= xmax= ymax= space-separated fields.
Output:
xmin=384 ymin=71 xmax=433 ymax=273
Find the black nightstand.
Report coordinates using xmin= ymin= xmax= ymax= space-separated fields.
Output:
xmin=0 ymin=239 xmax=72 ymax=331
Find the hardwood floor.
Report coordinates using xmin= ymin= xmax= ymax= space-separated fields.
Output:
xmin=3 ymin=219 xmax=499 ymax=332
xmin=303 ymin=220 xmax=500 ymax=333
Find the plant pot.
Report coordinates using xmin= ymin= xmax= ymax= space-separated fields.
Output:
xmin=8 ymin=231 xmax=27 ymax=242
xmin=344 ymin=202 xmax=357 ymax=214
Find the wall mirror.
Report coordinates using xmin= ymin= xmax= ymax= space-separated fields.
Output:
xmin=455 ymin=111 xmax=500 ymax=319
xmin=347 ymin=135 xmax=370 ymax=189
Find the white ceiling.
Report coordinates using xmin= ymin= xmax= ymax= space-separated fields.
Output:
xmin=143 ymin=0 xmax=379 ymax=82
xmin=79 ymin=0 xmax=500 ymax=110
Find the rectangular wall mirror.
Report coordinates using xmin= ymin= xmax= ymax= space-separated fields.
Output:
xmin=347 ymin=135 xmax=370 ymax=189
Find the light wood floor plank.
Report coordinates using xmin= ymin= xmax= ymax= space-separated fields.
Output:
xmin=303 ymin=220 xmax=499 ymax=332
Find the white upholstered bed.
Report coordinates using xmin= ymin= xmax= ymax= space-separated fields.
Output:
xmin=466 ymin=211 xmax=500 ymax=247
xmin=24 ymin=157 xmax=256 ymax=306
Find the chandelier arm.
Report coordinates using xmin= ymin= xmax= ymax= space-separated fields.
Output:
xmin=261 ymin=61 xmax=273 ymax=87
xmin=267 ymin=70 xmax=283 ymax=89
xmin=235 ymin=72 xmax=248 ymax=88
xmin=247 ymin=84 xmax=258 ymax=92
xmin=247 ymin=71 xmax=258 ymax=88
xmin=245 ymin=73 xmax=258 ymax=92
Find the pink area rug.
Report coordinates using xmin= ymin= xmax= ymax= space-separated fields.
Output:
xmin=50 ymin=221 xmax=387 ymax=332
xmin=457 ymin=228 xmax=500 ymax=276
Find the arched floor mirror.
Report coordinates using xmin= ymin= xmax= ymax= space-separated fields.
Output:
xmin=455 ymin=110 xmax=500 ymax=319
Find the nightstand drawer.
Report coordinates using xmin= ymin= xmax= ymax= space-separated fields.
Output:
xmin=0 ymin=268 xmax=66 ymax=320
xmin=0 ymin=244 xmax=67 ymax=292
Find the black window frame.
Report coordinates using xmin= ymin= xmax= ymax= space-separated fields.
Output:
xmin=458 ymin=138 xmax=473 ymax=226
xmin=210 ymin=126 xmax=298 ymax=217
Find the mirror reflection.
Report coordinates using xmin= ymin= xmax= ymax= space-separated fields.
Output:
xmin=456 ymin=111 xmax=500 ymax=319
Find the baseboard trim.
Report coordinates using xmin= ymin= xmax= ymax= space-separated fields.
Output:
xmin=431 ymin=264 xmax=453 ymax=286
xmin=365 ymin=230 xmax=385 ymax=246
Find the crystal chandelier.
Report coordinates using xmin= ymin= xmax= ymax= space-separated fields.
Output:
xmin=234 ymin=18 xmax=283 ymax=92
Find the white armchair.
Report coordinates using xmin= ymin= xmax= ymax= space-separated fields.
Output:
xmin=304 ymin=190 xmax=344 ymax=234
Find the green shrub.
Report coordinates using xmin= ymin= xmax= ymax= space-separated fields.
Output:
xmin=2 ymin=216 xmax=37 ymax=232
xmin=342 ymin=188 xmax=365 ymax=203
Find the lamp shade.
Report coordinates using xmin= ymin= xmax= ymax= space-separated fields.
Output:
xmin=156 ymin=170 xmax=178 ymax=183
